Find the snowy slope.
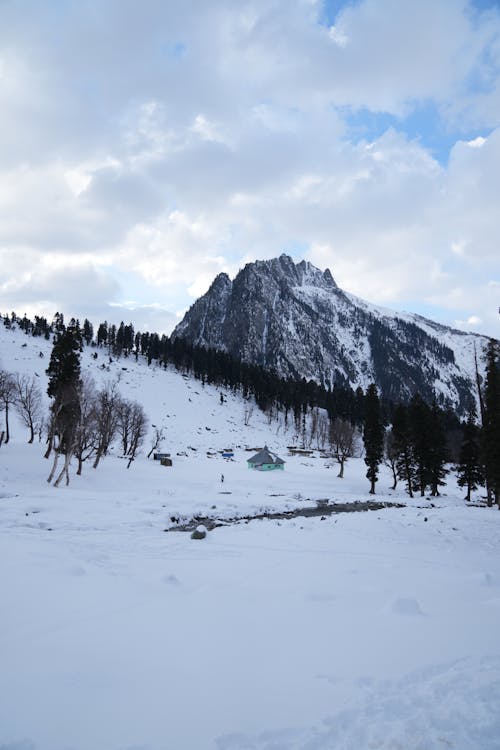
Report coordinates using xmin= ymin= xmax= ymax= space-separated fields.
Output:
xmin=1 ymin=323 xmax=500 ymax=750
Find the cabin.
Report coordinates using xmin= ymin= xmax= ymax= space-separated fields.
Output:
xmin=247 ymin=445 xmax=285 ymax=471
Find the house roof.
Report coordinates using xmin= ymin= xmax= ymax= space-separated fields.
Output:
xmin=247 ymin=445 xmax=285 ymax=466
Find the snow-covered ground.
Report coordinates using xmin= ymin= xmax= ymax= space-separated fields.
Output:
xmin=1 ymin=323 xmax=500 ymax=750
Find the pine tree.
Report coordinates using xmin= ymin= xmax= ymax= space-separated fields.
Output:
xmin=115 ymin=322 xmax=125 ymax=356
xmin=456 ymin=404 xmax=484 ymax=501
xmin=52 ymin=311 xmax=65 ymax=335
xmin=427 ymin=400 xmax=449 ymax=496
xmin=391 ymin=403 xmax=416 ymax=497
xmin=363 ymin=383 xmax=384 ymax=494
xmin=45 ymin=324 xmax=82 ymax=486
xmin=482 ymin=339 xmax=500 ymax=506
xmin=83 ymin=318 xmax=94 ymax=346
xmin=408 ymin=393 xmax=432 ymax=496
xmin=97 ymin=321 xmax=108 ymax=347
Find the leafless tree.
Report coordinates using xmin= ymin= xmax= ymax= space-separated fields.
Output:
xmin=147 ymin=426 xmax=165 ymax=459
xmin=0 ymin=370 xmax=16 ymax=444
xmin=126 ymin=402 xmax=148 ymax=468
xmin=116 ymin=395 xmax=149 ymax=461
xmin=329 ymin=417 xmax=358 ymax=478
xmin=309 ymin=408 xmax=329 ymax=450
xmin=14 ymin=373 xmax=43 ymax=443
xmin=92 ymin=380 xmax=121 ymax=469
xmin=74 ymin=375 xmax=98 ymax=475
xmin=243 ymin=403 xmax=254 ymax=426
xmin=308 ymin=407 xmax=319 ymax=448
xmin=116 ymin=397 xmax=131 ymax=455
xmin=384 ymin=428 xmax=398 ymax=491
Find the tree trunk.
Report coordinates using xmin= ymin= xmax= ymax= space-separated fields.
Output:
xmin=44 ymin=429 xmax=54 ymax=459
xmin=4 ymin=402 xmax=10 ymax=444
xmin=390 ymin=464 xmax=397 ymax=491
xmin=47 ymin=452 xmax=59 ymax=483
xmin=54 ymin=452 xmax=72 ymax=487
xmin=404 ymin=454 xmax=413 ymax=498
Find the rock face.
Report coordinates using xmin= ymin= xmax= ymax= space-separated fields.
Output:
xmin=172 ymin=254 xmax=490 ymax=413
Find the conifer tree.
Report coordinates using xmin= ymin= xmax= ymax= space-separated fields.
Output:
xmin=456 ymin=404 xmax=484 ymax=501
xmin=97 ymin=321 xmax=108 ymax=347
xmin=482 ymin=339 xmax=500 ymax=506
xmin=427 ymin=400 xmax=449 ymax=496
xmin=83 ymin=318 xmax=94 ymax=346
xmin=45 ymin=324 xmax=82 ymax=486
xmin=363 ymin=383 xmax=384 ymax=494
xmin=391 ymin=403 xmax=416 ymax=497
xmin=408 ymin=393 xmax=432 ymax=496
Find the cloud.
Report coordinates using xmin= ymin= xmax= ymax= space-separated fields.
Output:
xmin=0 ymin=0 xmax=499 ymax=337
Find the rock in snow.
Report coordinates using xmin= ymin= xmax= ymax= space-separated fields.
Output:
xmin=191 ymin=524 xmax=208 ymax=539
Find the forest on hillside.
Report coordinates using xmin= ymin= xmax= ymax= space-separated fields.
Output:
xmin=1 ymin=311 xmax=499 ymax=505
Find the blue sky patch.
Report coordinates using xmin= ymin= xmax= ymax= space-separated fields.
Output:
xmin=341 ymin=102 xmax=491 ymax=165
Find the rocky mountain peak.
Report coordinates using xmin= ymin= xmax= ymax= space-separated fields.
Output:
xmin=209 ymin=272 xmax=232 ymax=293
xmin=172 ymin=255 xmax=489 ymax=413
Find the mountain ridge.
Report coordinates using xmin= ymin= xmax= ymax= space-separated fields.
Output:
xmin=173 ymin=254 xmax=490 ymax=414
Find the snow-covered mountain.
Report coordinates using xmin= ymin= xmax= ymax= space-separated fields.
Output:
xmin=173 ymin=254 xmax=490 ymax=413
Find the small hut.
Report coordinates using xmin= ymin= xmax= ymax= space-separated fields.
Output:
xmin=247 ymin=445 xmax=285 ymax=471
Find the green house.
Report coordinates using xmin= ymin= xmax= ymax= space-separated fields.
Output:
xmin=247 ymin=445 xmax=285 ymax=471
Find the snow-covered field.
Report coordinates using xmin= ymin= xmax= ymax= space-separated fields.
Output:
xmin=1 ymin=324 xmax=500 ymax=750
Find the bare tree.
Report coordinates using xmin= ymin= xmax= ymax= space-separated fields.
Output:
xmin=243 ymin=403 xmax=254 ymax=426
xmin=384 ymin=429 xmax=398 ymax=491
xmin=0 ymin=370 xmax=16 ymax=444
xmin=329 ymin=417 xmax=358 ymax=478
xmin=147 ymin=426 xmax=165 ymax=459
xmin=308 ymin=407 xmax=319 ymax=448
xmin=74 ymin=375 xmax=98 ymax=475
xmin=310 ymin=408 xmax=329 ymax=451
xmin=116 ymin=397 xmax=133 ymax=455
xmin=14 ymin=373 xmax=43 ymax=443
xmin=92 ymin=380 xmax=120 ymax=469
xmin=126 ymin=402 xmax=148 ymax=468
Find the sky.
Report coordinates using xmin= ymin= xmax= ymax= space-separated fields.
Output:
xmin=0 ymin=0 xmax=500 ymax=337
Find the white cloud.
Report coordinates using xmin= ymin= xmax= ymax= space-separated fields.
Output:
xmin=0 ymin=0 xmax=499 ymax=337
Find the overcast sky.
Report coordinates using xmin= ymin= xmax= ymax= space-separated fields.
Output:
xmin=1 ymin=0 xmax=499 ymax=337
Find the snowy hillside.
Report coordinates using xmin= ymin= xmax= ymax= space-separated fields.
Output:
xmin=1 ymin=323 xmax=500 ymax=750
